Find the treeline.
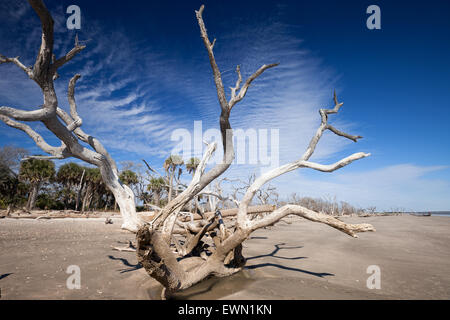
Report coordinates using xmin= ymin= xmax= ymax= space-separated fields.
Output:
xmin=281 ymin=193 xmax=377 ymax=216
xmin=0 ymin=146 xmax=197 ymax=212
xmin=1 ymin=146 xmax=376 ymax=215
xmin=0 ymin=158 xmax=138 ymax=212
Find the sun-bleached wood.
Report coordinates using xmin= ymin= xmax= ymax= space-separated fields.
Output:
xmin=149 ymin=5 xmax=278 ymax=230
xmin=0 ymin=1 xmax=374 ymax=294
xmin=136 ymin=4 xmax=374 ymax=296
xmin=0 ymin=0 xmax=142 ymax=232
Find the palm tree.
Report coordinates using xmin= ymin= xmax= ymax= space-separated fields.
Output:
xmin=147 ymin=176 xmax=166 ymax=207
xmin=185 ymin=157 xmax=200 ymax=213
xmin=119 ymin=170 xmax=138 ymax=186
xmin=82 ymin=167 xmax=103 ymax=212
xmin=57 ymin=162 xmax=83 ymax=185
xmin=0 ymin=163 xmax=18 ymax=212
xmin=163 ymin=155 xmax=184 ymax=202
xmin=56 ymin=162 xmax=83 ymax=210
xmin=0 ymin=146 xmax=28 ymax=212
xmin=185 ymin=157 xmax=200 ymax=175
xmin=19 ymin=158 xmax=55 ymax=210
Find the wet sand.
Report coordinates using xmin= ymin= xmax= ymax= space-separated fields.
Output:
xmin=0 ymin=215 xmax=449 ymax=299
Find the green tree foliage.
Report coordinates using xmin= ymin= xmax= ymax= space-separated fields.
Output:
xmin=56 ymin=162 xmax=83 ymax=186
xmin=0 ymin=163 xmax=18 ymax=208
xmin=147 ymin=176 xmax=166 ymax=206
xmin=19 ymin=158 xmax=55 ymax=210
xmin=82 ymin=167 xmax=103 ymax=211
xmin=56 ymin=162 xmax=84 ymax=209
xmin=0 ymin=146 xmax=29 ymax=209
xmin=185 ymin=157 xmax=200 ymax=175
xmin=119 ymin=170 xmax=138 ymax=186
xmin=163 ymin=155 xmax=184 ymax=202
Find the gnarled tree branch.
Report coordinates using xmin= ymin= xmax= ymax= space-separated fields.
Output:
xmin=0 ymin=114 xmax=69 ymax=158
xmin=151 ymin=5 xmax=278 ymax=229
xmin=52 ymin=44 xmax=86 ymax=71
xmin=0 ymin=54 xmax=34 ymax=78
xmin=0 ymin=0 xmax=142 ymax=232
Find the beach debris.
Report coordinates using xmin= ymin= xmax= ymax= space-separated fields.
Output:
xmin=111 ymin=240 xmax=136 ymax=252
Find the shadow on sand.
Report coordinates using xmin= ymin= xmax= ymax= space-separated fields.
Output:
xmin=244 ymin=243 xmax=333 ymax=278
xmin=0 ymin=273 xmax=13 ymax=281
xmin=156 ymin=243 xmax=334 ymax=300
xmin=107 ymin=255 xmax=142 ymax=273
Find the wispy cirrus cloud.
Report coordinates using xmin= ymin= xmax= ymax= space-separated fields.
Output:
xmin=0 ymin=1 xmax=363 ymax=179
xmin=3 ymin=1 xmax=448 ymax=212
xmin=0 ymin=1 xmax=189 ymax=162
xmin=273 ymin=164 xmax=450 ymax=211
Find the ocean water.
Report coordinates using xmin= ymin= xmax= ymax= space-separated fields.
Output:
xmin=430 ymin=212 xmax=450 ymax=217
xmin=406 ymin=211 xmax=450 ymax=217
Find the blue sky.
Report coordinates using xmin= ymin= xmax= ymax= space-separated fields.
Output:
xmin=1 ymin=0 xmax=449 ymax=211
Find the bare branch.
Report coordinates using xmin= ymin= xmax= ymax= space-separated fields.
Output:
xmin=230 ymin=65 xmax=242 ymax=101
xmin=151 ymin=141 xmax=218 ymax=228
xmin=52 ymin=45 xmax=86 ymax=71
xmin=249 ymin=204 xmax=375 ymax=238
xmin=195 ymin=5 xmax=227 ymax=111
xmin=228 ymin=63 xmax=279 ymax=110
xmin=55 ymin=107 xmax=119 ymax=174
xmin=157 ymin=5 xmax=278 ymax=226
xmin=0 ymin=114 xmax=69 ymax=158
xmin=302 ymin=91 xmax=357 ymax=161
xmin=111 ymin=240 xmax=136 ymax=252
xmin=28 ymin=0 xmax=55 ymax=84
xmin=326 ymin=124 xmax=362 ymax=142
xmin=142 ymin=159 xmax=159 ymax=175
xmin=66 ymin=74 xmax=83 ymax=131
xmin=236 ymin=92 xmax=369 ymax=228
xmin=0 ymin=0 xmax=141 ymax=232
xmin=179 ymin=215 xmax=217 ymax=256
xmin=0 ymin=54 xmax=34 ymax=78
xmin=300 ymin=152 xmax=370 ymax=172
xmin=182 ymin=204 xmax=275 ymax=222
xmin=197 ymin=190 xmax=238 ymax=207
xmin=0 ymin=105 xmax=53 ymax=121
xmin=22 ymin=154 xmax=67 ymax=160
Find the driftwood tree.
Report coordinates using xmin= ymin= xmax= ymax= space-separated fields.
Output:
xmin=0 ymin=0 xmax=141 ymax=231
xmin=135 ymin=5 xmax=375 ymax=297
xmin=1 ymin=1 xmax=375 ymax=296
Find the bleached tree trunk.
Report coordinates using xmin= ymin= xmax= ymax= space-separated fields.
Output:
xmin=154 ymin=191 xmax=161 ymax=207
xmin=97 ymin=161 xmax=141 ymax=230
xmin=82 ymin=183 xmax=92 ymax=212
xmin=167 ymin=169 xmax=175 ymax=203
xmin=26 ymin=182 xmax=40 ymax=211
xmin=0 ymin=0 xmax=142 ymax=232
xmin=75 ymin=169 xmax=85 ymax=211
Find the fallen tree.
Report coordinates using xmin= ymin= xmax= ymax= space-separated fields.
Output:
xmin=135 ymin=5 xmax=374 ymax=297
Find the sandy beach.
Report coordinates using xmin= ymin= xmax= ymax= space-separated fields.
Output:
xmin=0 ymin=215 xmax=449 ymax=300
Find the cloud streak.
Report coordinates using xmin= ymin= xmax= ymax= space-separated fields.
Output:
xmin=274 ymin=164 xmax=450 ymax=211
xmin=1 ymin=2 xmax=448 ymax=211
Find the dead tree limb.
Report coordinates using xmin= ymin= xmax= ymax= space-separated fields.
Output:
xmin=0 ymin=0 xmax=142 ymax=232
